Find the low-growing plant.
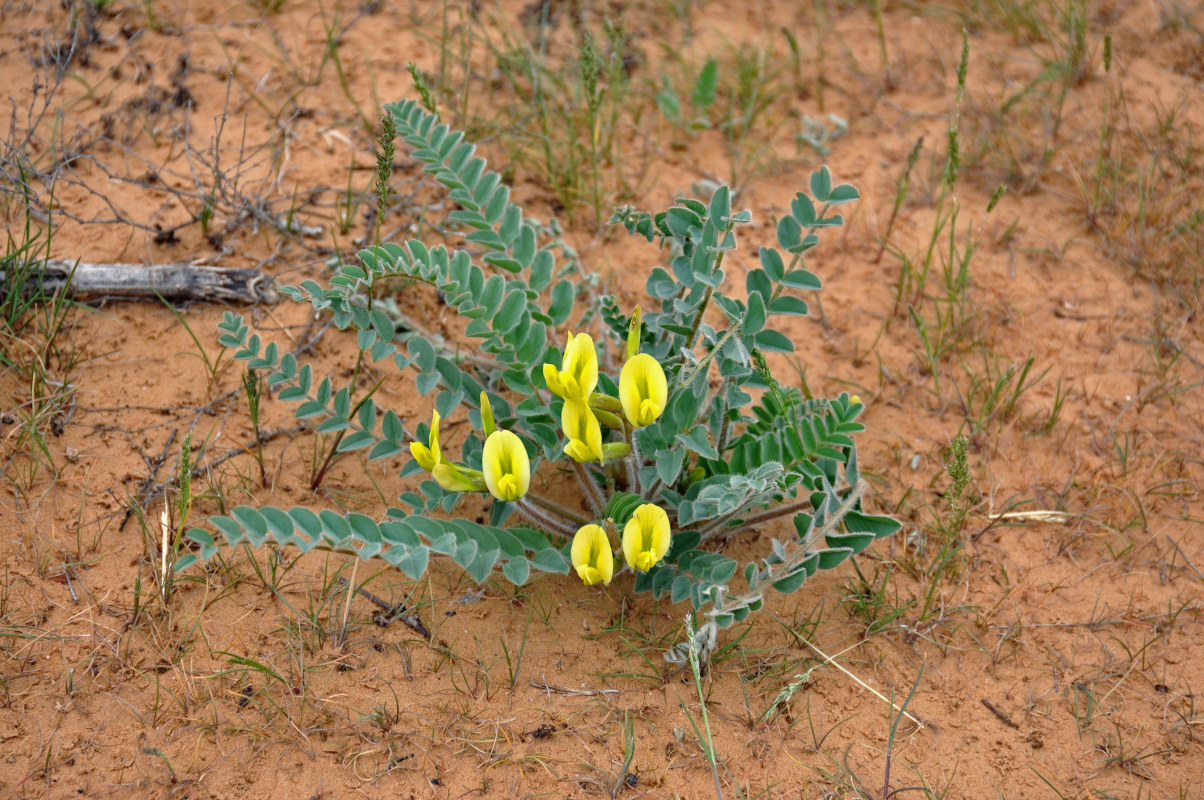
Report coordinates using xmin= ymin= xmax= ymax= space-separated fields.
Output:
xmin=178 ymin=98 xmax=899 ymax=659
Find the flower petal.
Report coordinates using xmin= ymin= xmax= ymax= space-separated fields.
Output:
xmin=545 ymin=333 xmax=598 ymax=400
xmin=428 ymin=410 xmax=443 ymax=460
xmin=483 ymin=430 xmax=530 ymax=501
xmin=622 ymin=503 xmax=671 ymax=572
xmin=543 ymin=363 xmax=565 ymax=398
xmin=562 ymin=333 xmax=599 ymax=399
xmin=619 ymin=354 xmax=668 ymax=427
xmin=571 ymin=524 xmax=613 ymax=586
xmin=410 ymin=410 xmax=443 ymax=471
xmin=562 ymin=398 xmax=604 ymax=462
xmin=433 ymin=462 xmax=484 ymax=493
xmin=409 ymin=442 xmax=437 ymax=472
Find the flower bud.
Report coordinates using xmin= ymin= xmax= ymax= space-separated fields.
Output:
xmin=409 ymin=411 xmax=443 ymax=471
xmin=480 ymin=391 xmax=497 ymax=436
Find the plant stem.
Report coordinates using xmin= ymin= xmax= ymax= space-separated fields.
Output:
xmin=513 ymin=497 xmax=578 ymax=540
xmin=526 ymin=493 xmax=591 ymax=527
xmin=311 ymin=355 xmax=376 ymax=491
xmin=697 ymin=494 xmax=812 ymax=542
xmin=684 ymin=285 xmax=713 ymax=353
xmin=678 ymin=323 xmax=742 ymax=395
xmin=642 ymin=477 xmax=663 ymax=504
xmin=687 ymin=624 xmax=724 ymax=800
xmin=337 ymin=558 xmax=359 ymax=648
xmin=678 ymin=244 xmax=728 ymax=373
xmin=624 ymin=422 xmax=642 ymax=495
xmin=569 ymin=459 xmax=606 ymax=517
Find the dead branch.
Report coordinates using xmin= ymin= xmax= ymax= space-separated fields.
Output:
xmin=7 ymin=259 xmax=277 ymax=303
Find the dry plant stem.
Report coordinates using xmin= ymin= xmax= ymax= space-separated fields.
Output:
xmin=159 ymin=504 xmax=170 ymax=602
xmin=1167 ymin=536 xmax=1204 ymax=582
xmin=8 ymin=260 xmax=277 ymax=303
xmin=130 ymin=426 xmax=307 ymax=525
xmin=335 ymin=576 xmax=430 ymax=639
xmin=338 ymin=558 xmax=359 ymax=647
xmin=120 ymin=429 xmax=178 ymax=531
xmin=800 ymin=634 xmax=925 ymax=731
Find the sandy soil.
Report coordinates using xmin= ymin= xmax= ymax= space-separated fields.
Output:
xmin=1 ymin=0 xmax=1202 ymax=798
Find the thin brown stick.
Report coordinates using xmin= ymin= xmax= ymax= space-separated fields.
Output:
xmin=981 ymin=698 xmax=1020 ymax=729
xmin=336 ymin=577 xmax=430 ymax=640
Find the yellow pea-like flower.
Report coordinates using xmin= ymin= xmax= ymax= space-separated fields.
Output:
xmin=619 ymin=353 xmax=668 ymax=428
xmin=543 ymin=332 xmax=598 ymax=400
xmin=411 ymin=410 xmax=487 ymax=494
xmin=432 ymin=462 xmax=485 ymax=493
xmin=409 ymin=410 xmax=443 ymax=471
xmin=622 ymin=503 xmax=671 ymax=573
xmin=571 ymin=524 xmax=614 ymax=586
xmin=482 ymin=430 xmax=530 ymax=502
xmin=562 ymin=398 xmax=604 ymax=463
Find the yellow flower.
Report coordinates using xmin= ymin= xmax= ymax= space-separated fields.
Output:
xmin=409 ymin=411 xmax=443 ymax=471
xmin=482 ymin=430 xmax=530 ymax=502
xmin=622 ymin=503 xmax=671 ymax=573
xmin=562 ymin=398 xmax=604 ymax=463
xmin=543 ymin=332 xmax=598 ymax=400
xmin=571 ymin=524 xmax=614 ymax=586
xmin=412 ymin=410 xmax=486 ymax=493
xmin=619 ymin=353 xmax=668 ymax=428
xmin=432 ymin=461 xmax=485 ymax=493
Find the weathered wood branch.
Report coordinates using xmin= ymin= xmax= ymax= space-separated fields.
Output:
xmin=5 ymin=259 xmax=277 ymax=303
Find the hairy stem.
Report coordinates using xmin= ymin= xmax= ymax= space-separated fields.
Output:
xmin=625 ymin=422 xmax=643 ymax=495
xmin=513 ymin=497 xmax=577 ymax=540
xmin=712 ymin=482 xmax=866 ymax=622
xmin=678 ymin=323 xmax=742 ymax=396
xmin=527 ymin=493 xmax=591 ymax=527
xmin=570 ymin=459 xmax=606 ymax=517
xmin=698 ymin=494 xmax=812 ymax=542
xmin=642 ymin=476 xmax=663 ymax=502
